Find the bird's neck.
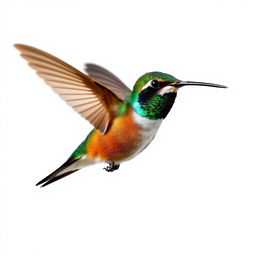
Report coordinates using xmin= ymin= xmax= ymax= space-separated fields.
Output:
xmin=130 ymin=93 xmax=177 ymax=120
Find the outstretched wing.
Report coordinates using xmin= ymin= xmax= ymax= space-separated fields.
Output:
xmin=15 ymin=44 xmax=123 ymax=133
xmin=85 ymin=63 xmax=131 ymax=100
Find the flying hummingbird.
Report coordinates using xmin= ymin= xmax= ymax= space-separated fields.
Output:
xmin=15 ymin=44 xmax=226 ymax=187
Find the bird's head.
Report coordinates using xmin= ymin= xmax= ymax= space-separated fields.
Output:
xmin=130 ymin=72 xmax=226 ymax=120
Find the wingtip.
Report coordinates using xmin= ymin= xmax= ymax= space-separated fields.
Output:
xmin=14 ymin=44 xmax=30 ymax=52
xmin=14 ymin=43 xmax=20 ymax=50
xmin=99 ymin=121 xmax=109 ymax=134
xmin=14 ymin=44 xmax=37 ymax=51
xmin=14 ymin=43 xmax=24 ymax=49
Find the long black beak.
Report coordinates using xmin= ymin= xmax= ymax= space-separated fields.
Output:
xmin=175 ymin=80 xmax=227 ymax=89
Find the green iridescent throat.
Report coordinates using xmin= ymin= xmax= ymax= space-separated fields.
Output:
xmin=133 ymin=93 xmax=177 ymax=119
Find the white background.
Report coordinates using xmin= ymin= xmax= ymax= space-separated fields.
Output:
xmin=1 ymin=0 xmax=256 ymax=255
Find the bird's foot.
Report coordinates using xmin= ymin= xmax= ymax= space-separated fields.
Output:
xmin=104 ymin=160 xmax=120 ymax=172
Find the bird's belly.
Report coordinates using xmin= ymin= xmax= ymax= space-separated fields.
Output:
xmin=86 ymin=110 xmax=162 ymax=162
xmin=128 ymin=111 xmax=163 ymax=160
xmin=123 ymin=126 xmax=158 ymax=161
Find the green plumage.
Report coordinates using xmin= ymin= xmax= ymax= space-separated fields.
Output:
xmin=70 ymin=129 xmax=95 ymax=159
xmin=139 ymin=93 xmax=177 ymax=119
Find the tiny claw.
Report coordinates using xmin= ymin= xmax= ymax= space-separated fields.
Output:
xmin=103 ymin=160 xmax=120 ymax=172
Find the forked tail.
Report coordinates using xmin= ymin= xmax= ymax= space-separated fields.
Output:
xmin=36 ymin=157 xmax=81 ymax=187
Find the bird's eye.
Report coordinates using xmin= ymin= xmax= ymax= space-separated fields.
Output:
xmin=151 ymin=80 xmax=159 ymax=88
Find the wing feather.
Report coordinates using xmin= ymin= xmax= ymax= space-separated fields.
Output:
xmin=15 ymin=44 xmax=123 ymax=133
xmin=85 ymin=63 xmax=131 ymax=100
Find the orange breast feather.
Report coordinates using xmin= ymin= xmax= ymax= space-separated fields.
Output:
xmin=87 ymin=109 xmax=142 ymax=162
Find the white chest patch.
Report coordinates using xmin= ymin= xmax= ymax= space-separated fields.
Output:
xmin=131 ymin=111 xmax=163 ymax=157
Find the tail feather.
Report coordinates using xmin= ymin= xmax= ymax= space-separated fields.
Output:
xmin=40 ymin=169 xmax=79 ymax=187
xmin=36 ymin=157 xmax=80 ymax=187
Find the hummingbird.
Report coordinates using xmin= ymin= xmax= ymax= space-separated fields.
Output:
xmin=15 ymin=44 xmax=227 ymax=187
